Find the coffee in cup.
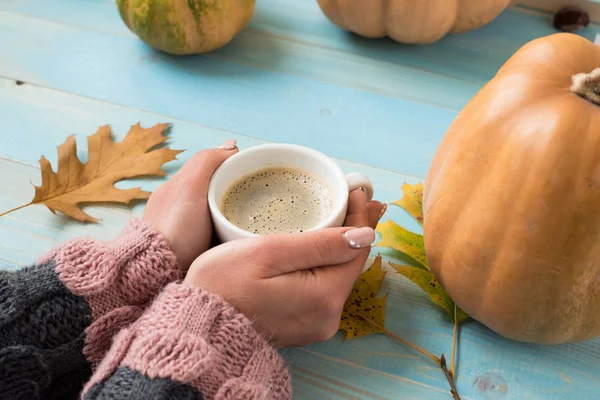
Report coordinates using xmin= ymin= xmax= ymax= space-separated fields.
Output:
xmin=221 ymin=167 xmax=334 ymax=235
xmin=208 ymin=143 xmax=373 ymax=242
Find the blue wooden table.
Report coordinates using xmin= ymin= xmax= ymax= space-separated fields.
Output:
xmin=1 ymin=1 xmax=599 ymax=399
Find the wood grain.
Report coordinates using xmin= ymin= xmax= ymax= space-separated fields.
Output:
xmin=0 ymin=77 xmax=422 ymax=262
xmin=0 ymin=2 xmax=598 ymax=179
xmin=0 ymin=11 xmax=455 ymax=179
xmin=0 ymin=1 xmax=599 ymax=399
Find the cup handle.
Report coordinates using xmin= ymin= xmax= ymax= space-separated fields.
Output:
xmin=345 ymin=172 xmax=374 ymax=202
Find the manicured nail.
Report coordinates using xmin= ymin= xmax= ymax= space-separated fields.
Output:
xmin=344 ymin=227 xmax=375 ymax=249
xmin=352 ymin=187 xmax=368 ymax=202
xmin=219 ymin=139 xmax=237 ymax=150
xmin=378 ymin=203 xmax=387 ymax=220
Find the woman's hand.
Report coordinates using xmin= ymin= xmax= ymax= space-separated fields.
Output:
xmin=184 ymin=189 xmax=384 ymax=347
xmin=143 ymin=140 xmax=238 ymax=271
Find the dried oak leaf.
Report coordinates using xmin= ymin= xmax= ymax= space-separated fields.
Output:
xmin=339 ymin=255 xmax=388 ymax=340
xmin=392 ymin=182 xmax=424 ymax=225
xmin=30 ymin=123 xmax=181 ymax=222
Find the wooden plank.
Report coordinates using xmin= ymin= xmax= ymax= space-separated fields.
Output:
xmin=3 ymin=157 xmax=599 ymax=399
xmin=1 ymin=79 xmax=599 ymax=399
xmin=0 ymin=6 xmax=481 ymax=111
xmin=0 ymin=152 xmax=418 ymax=266
xmin=0 ymin=3 xmax=596 ymax=181
xmin=282 ymin=348 xmax=463 ymax=400
xmin=0 ymin=77 xmax=422 ymax=264
xmin=3 ymin=0 xmax=599 ymax=87
xmin=249 ymin=1 xmax=600 ymax=83
xmin=305 ymin=275 xmax=600 ymax=400
xmin=2 ymin=4 xmax=598 ymax=180
xmin=1 ymin=1 xmax=600 ymax=399
xmin=0 ymin=12 xmax=458 ymax=179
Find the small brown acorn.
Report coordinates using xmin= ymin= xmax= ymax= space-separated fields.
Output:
xmin=553 ymin=7 xmax=590 ymax=32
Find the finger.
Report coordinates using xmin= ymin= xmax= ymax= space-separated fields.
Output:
xmin=344 ymin=189 xmax=369 ymax=228
xmin=186 ymin=225 xmax=375 ymax=283
xmin=308 ymin=244 xmax=372 ymax=313
xmin=314 ymin=200 xmax=382 ymax=303
xmin=367 ymin=201 xmax=384 ymax=229
xmin=170 ymin=139 xmax=239 ymax=197
xmin=255 ymin=226 xmax=376 ymax=276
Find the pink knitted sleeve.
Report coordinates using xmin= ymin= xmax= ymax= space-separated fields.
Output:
xmin=83 ymin=282 xmax=292 ymax=400
xmin=43 ymin=219 xmax=180 ymax=365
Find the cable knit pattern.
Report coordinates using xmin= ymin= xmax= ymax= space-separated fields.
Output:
xmin=84 ymin=305 xmax=145 ymax=366
xmin=48 ymin=219 xmax=180 ymax=364
xmin=84 ymin=366 xmax=204 ymax=399
xmin=83 ymin=282 xmax=292 ymax=400
xmin=53 ymin=219 xmax=180 ymax=315
xmin=0 ymin=262 xmax=92 ymax=399
xmin=1 ymin=220 xmax=293 ymax=400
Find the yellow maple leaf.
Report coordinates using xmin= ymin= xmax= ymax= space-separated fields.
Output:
xmin=1 ymin=123 xmax=182 ymax=222
xmin=392 ymin=182 xmax=424 ymax=225
xmin=375 ymin=220 xmax=429 ymax=270
xmin=390 ymin=263 xmax=469 ymax=324
xmin=378 ymin=182 xmax=470 ymax=325
xmin=339 ymin=255 xmax=388 ymax=340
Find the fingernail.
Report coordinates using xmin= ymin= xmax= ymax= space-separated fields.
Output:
xmin=378 ymin=203 xmax=387 ymax=220
xmin=219 ymin=139 xmax=237 ymax=150
xmin=344 ymin=227 xmax=375 ymax=249
xmin=352 ymin=187 xmax=368 ymax=202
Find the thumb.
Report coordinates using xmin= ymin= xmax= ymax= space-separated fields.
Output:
xmin=259 ymin=226 xmax=376 ymax=277
xmin=184 ymin=226 xmax=375 ymax=287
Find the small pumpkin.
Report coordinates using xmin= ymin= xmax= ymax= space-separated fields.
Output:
xmin=423 ymin=33 xmax=600 ymax=344
xmin=316 ymin=0 xmax=517 ymax=44
xmin=116 ymin=0 xmax=255 ymax=55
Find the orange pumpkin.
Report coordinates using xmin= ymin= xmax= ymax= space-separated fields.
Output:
xmin=316 ymin=0 xmax=517 ymax=44
xmin=423 ymin=33 xmax=600 ymax=344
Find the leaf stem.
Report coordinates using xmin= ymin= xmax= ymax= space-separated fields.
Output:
xmin=356 ymin=313 xmax=461 ymax=400
xmin=354 ymin=313 xmax=439 ymax=365
xmin=441 ymin=355 xmax=461 ymax=400
xmin=451 ymin=304 xmax=458 ymax=378
xmin=0 ymin=203 xmax=29 ymax=218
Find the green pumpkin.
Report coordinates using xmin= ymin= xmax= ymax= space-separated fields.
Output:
xmin=116 ymin=0 xmax=256 ymax=55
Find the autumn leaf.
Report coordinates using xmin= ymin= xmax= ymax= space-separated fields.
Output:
xmin=0 ymin=123 xmax=182 ymax=222
xmin=390 ymin=263 xmax=469 ymax=324
xmin=341 ymin=184 xmax=468 ymax=399
xmin=365 ymin=181 xmax=467 ymax=399
xmin=339 ymin=255 xmax=388 ymax=340
xmin=375 ymin=220 xmax=429 ymax=270
xmin=378 ymin=181 xmax=470 ymax=325
xmin=392 ymin=182 xmax=424 ymax=225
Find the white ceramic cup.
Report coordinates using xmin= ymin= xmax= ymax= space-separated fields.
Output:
xmin=208 ymin=143 xmax=374 ymax=242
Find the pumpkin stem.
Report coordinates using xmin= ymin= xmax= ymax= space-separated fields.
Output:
xmin=571 ymin=68 xmax=600 ymax=106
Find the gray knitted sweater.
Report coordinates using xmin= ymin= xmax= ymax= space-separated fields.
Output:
xmin=0 ymin=219 xmax=291 ymax=400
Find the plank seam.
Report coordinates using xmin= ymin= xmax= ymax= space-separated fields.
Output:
xmin=0 ymin=10 xmax=477 ymax=112
xmin=0 ymin=79 xmax=426 ymax=181
xmin=0 ymin=256 xmax=25 ymax=266
xmin=293 ymin=347 xmax=472 ymax=397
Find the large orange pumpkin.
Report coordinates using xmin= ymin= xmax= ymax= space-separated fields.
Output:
xmin=316 ymin=0 xmax=517 ymax=44
xmin=423 ymin=33 xmax=600 ymax=344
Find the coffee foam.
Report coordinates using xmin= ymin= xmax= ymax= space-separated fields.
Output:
xmin=221 ymin=167 xmax=334 ymax=235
